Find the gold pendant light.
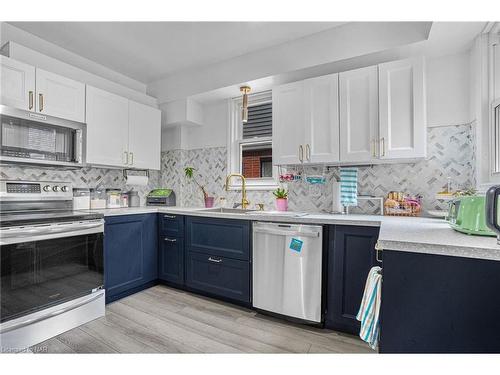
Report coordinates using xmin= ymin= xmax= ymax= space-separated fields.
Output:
xmin=240 ymin=86 xmax=251 ymax=123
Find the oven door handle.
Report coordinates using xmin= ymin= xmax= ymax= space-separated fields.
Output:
xmin=0 ymin=292 xmax=104 ymax=334
xmin=0 ymin=220 xmax=104 ymax=239
xmin=46 ymin=221 xmax=104 ymax=235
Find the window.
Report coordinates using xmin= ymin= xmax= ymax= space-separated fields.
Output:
xmin=227 ymin=91 xmax=278 ymax=190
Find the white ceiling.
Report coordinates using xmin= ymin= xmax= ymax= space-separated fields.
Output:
xmin=9 ymin=22 xmax=345 ymax=83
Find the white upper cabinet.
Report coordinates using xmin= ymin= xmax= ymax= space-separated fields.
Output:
xmin=304 ymin=73 xmax=340 ymax=163
xmin=86 ymin=86 xmax=161 ymax=170
xmin=35 ymin=68 xmax=85 ymax=122
xmin=0 ymin=56 xmax=36 ymax=111
xmin=86 ymin=85 xmax=129 ymax=168
xmin=378 ymin=57 xmax=426 ymax=159
xmin=128 ymin=100 xmax=161 ymax=170
xmin=494 ymin=42 xmax=500 ymax=100
xmin=273 ymin=81 xmax=305 ymax=165
xmin=273 ymin=75 xmax=340 ymax=165
xmin=339 ymin=66 xmax=379 ymax=163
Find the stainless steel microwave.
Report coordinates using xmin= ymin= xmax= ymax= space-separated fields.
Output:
xmin=0 ymin=105 xmax=84 ymax=167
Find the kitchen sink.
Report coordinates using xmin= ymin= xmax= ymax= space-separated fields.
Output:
xmin=197 ymin=208 xmax=309 ymax=217
xmin=245 ymin=210 xmax=309 ymax=217
xmin=197 ymin=207 xmax=257 ymax=214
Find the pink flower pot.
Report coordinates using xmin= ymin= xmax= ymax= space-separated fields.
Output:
xmin=204 ymin=197 xmax=215 ymax=208
xmin=276 ymin=198 xmax=288 ymax=211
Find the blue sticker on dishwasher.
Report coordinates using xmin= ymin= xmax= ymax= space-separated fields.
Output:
xmin=289 ymin=238 xmax=303 ymax=252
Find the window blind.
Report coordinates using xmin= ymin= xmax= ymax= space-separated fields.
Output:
xmin=242 ymin=102 xmax=272 ymax=139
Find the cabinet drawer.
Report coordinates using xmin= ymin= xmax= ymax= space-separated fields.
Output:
xmin=185 ymin=251 xmax=250 ymax=303
xmin=186 ymin=216 xmax=250 ymax=260
xmin=159 ymin=213 xmax=184 ymax=237
xmin=158 ymin=236 xmax=184 ymax=285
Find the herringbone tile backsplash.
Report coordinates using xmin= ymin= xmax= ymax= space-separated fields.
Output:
xmin=161 ymin=123 xmax=476 ymax=215
xmin=0 ymin=165 xmax=160 ymax=206
xmin=1 ymin=123 xmax=475 ymax=215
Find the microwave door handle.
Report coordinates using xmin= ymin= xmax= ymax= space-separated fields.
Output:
xmin=74 ymin=129 xmax=83 ymax=163
xmin=0 ymin=292 xmax=104 ymax=334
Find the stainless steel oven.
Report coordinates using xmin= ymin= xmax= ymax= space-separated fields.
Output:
xmin=0 ymin=105 xmax=84 ymax=167
xmin=0 ymin=180 xmax=104 ymax=352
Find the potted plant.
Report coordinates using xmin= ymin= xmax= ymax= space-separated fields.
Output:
xmin=273 ymin=187 xmax=288 ymax=211
xmin=184 ymin=167 xmax=214 ymax=208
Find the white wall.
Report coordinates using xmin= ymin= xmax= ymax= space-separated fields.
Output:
xmin=161 ymin=100 xmax=228 ymax=151
xmin=426 ymin=52 xmax=471 ymax=127
xmin=0 ymin=23 xmax=157 ymax=106
xmin=149 ymin=22 xmax=432 ymax=103
xmin=0 ymin=22 xmax=146 ymax=93
xmin=162 ymin=52 xmax=473 ymax=151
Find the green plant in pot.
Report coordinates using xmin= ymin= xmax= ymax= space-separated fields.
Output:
xmin=273 ymin=187 xmax=288 ymax=211
xmin=184 ymin=167 xmax=214 ymax=208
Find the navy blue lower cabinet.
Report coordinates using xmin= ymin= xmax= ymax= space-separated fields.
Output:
xmin=104 ymin=214 xmax=158 ymax=303
xmin=185 ymin=216 xmax=251 ymax=304
xmin=185 ymin=251 xmax=250 ymax=303
xmin=186 ymin=216 xmax=250 ymax=261
xmin=158 ymin=236 xmax=184 ymax=286
xmin=325 ymin=225 xmax=380 ymax=335
xmin=379 ymin=250 xmax=500 ymax=353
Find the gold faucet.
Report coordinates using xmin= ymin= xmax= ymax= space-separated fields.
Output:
xmin=225 ymin=173 xmax=250 ymax=209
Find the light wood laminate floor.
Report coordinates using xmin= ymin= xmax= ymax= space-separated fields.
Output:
xmin=30 ymin=285 xmax=373 ymax=353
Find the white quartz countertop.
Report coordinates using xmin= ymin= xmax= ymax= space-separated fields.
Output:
xmin=90 ymin=206 xmax=500 ymax=261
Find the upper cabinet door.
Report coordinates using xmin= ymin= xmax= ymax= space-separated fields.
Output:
xmin=272 ymin=81 xmax=306 ymax=165
xmin=35 ymin=68 xmax=85 ymax=122
xmin=0 ymin=56 xmax=36 ymax=111
xmin=304 ymin=73 xmax=340 ymax=163
xmin=339 ymin=66 xmax=379 ymax=163
xmin=378 ymin=57 xmax=426 ymax=159
xmin=86 ymin=86 xmax=129 ymax=167
xmin=128 ymin=100 xmax=161 ymax=170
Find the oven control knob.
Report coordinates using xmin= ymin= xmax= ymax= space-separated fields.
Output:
xmin=43 ymin=185 xmax=51 ymax=192
xmin=52 ymin=185 xmax=60 ymax=192
xmin=61 ymin=186 xmax=69 ymax=192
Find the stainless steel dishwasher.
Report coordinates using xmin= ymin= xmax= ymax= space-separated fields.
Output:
xmin=252 ymin=221 xmax=323 ymax=323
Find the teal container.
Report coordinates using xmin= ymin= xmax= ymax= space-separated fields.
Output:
xmin=447 ymin=196 xmax=496 ymax=236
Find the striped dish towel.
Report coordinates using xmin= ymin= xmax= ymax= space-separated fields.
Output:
xmin=340 ymin=167 xmax=358 ymax=206
xmin=356 ymin=266 xmax=382 ymax=350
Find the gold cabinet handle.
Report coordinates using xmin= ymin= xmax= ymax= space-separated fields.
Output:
xmin=130 ymin=152 xmax=134 ymax=165
xmin=298 ymin=145 xmax=304 ymax=163
xmin=28 ymin=91 xmax=34 ymax=110
xmin=123 ymin=151 xmax=129 ymax=165
xmin=38 ymin=93 xmax=44 ymax=112
xmin=381 ymin=137 xmax=386 ymax=157
xmin=305 ymin=144 xmax=311 ymax=161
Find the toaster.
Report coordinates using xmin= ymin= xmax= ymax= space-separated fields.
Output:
xmin=146 ymin=189 xmax=176 ymax=206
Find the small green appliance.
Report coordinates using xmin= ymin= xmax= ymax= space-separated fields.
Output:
xmin=146 ymin=189 xmax=176 ymax=206
xmin=447 ymin=195 xmax=496 ymax=236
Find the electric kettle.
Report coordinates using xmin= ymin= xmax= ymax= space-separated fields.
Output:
xmin=485 ymin=185 xmax=500 ymax=244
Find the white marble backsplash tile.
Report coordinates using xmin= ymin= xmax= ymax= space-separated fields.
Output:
xmin=0 ymin=165 xmax=161 ymax=206
xmin=160 ymin=123 xmax=476 ymax=214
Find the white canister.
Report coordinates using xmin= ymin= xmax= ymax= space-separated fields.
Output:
xmin=73 ymin=188 xmax=90 ymax=210
xmin=90 ymin=189 xmax=107 ymax=209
